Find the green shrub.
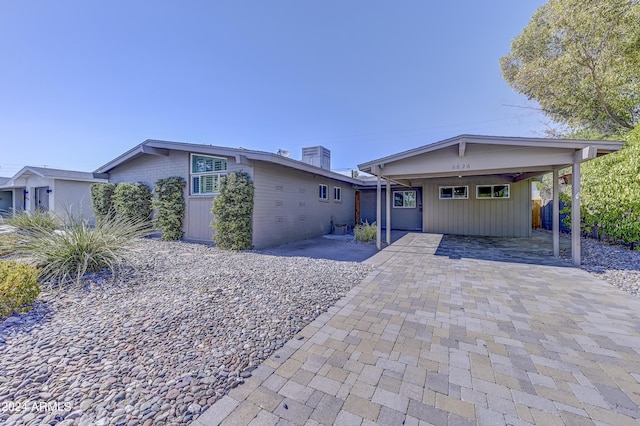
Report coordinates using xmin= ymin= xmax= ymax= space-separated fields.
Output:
xmin=0 ymin=260 xmax=40 ymax=318
xmin=354 ymin=221 xmax=377 ymax=243
xmin=211 ymin=172 xmax=254 ymax=250
xmin=579 ymin=127 xmax=640 ymax=249
xmin=112 ymin=182 xmax=153 ymax=226
xmin=90 ymin=183 xmax=117 ymax=221
xmin=18 ymin=214 xmax=151 ymax=286
xmin=5 ymin=210 xmax=60 ymax=233
xmin=153 ymin=177 xmax=186 ymax=240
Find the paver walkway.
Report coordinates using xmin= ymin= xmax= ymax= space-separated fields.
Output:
xmin=196 ymin=233 xmax=640 ymax=425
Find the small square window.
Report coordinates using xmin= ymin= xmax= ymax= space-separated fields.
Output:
xmin=439 ymin=186 xmax=468 ymax=200
xmin=393 ymin=190 xmax=416 ymax=208
xmin=333 ymin=187 xmax=342 ymax=202
xmin=476 ymin=184 xmax=510 ymax=199
xmin=319 ymin=184 xmax=328 ymax=200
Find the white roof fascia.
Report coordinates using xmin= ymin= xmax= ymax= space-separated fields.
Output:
xmin=96 ymin=139 xmax=362 ymax=186
xmin=358 ymin=134 xmax=625 ymax=174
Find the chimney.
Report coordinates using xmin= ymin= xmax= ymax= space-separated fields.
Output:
xmin=302 ymin=146 xmax=331 ymax=170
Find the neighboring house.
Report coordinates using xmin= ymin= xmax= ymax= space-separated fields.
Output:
xmin=0 ymin=177 xmax=11 ymax=217
xmin=94 ymin=139 xmax=360 ymax=249
xmin=358 ymin=134 xmax=625 ymax=265
xmin=0 ymin=166 xmax=107 ymax=220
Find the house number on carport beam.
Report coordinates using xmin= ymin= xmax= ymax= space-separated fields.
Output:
xmin=451 ymin=163 xmax=471 ymax=170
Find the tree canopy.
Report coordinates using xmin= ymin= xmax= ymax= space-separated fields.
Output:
xmin=501 ymin=0 xmax=640 ymax=136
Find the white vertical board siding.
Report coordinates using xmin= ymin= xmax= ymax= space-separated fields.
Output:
xmin=422 ymin=177 xmax=531 ymax=237
xmin=252 ymin=162 xmax=355 ymax=249
xmin=187 ymin=197 xmax=215 ymax=240
xmin=107 ymin=150 xmax=253 ymax=241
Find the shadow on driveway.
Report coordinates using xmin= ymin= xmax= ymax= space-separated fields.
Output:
xmin=434 ymin=231 xmax=572 ymax=267
xmin=256 ymin=231 xmax=409 ymax=262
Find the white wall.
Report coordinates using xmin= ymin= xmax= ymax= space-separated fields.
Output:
xmin=53 ymin=180 xmax=96 ymax=220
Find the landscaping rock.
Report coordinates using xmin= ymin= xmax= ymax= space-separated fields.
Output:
xmin=0 ymin=238 xmax=371 ymax=424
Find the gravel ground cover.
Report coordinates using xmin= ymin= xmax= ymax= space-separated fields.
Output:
xmin=1 ymin=233 xmax=638 ymax=425
xmin=0 ymin=239 xmax=372 ymax=426
xmin=558 ymin=233 xmax=640 ymax=296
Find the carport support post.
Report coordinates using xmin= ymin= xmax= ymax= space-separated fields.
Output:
xmin=376 ymin=174 xmax=382 ymax=250
xmin=552 ymin=168 xmax=560 ymax=257
xmin=571 ymin=162 xmax=581 ymax=265
xmin=386 ymin=179 xmax=391 ymax=245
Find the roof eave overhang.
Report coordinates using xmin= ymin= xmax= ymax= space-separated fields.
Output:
xmin=95 ymin=139 xmax=361 ymax=185
xmin=358 ymin=134 xmax=625 ymax=177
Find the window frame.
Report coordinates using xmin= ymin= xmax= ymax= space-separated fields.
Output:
xmin=439 ymin=186 xmax=469 ymax=200
xmin=190 ymin=154 xmax=228 ymax=196
xmin=333 ymin=186 xmax=342 ymax=202
xmin=319 ymin=184 xmax=328 ymax=201
xmin=393 ymin=190 xmax=417 ymax=208
xmin=476 ymin=184 xmax=510 ymax=199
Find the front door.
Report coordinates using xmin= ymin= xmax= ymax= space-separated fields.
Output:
xmin=35 ymin=187 xmax=50 ymax=211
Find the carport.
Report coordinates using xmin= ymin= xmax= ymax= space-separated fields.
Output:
xmin=358 ymin=135 xmax=624 ymax=265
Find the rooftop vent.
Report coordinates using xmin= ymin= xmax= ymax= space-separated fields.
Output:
xmin=302 ymin=146 xmax=331 ymax=170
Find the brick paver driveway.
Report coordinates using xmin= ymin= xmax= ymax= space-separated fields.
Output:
xmin=197 ymin=233 xmax=640 ymax=425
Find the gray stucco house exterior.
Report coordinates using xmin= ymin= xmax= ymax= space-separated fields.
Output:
xmin=0 ymin=166 xmax=107 ymax=220
xmin=95 ymin=139 xmax=359 ymax=249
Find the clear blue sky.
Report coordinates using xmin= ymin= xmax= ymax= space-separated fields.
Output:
xmin=0 ymin=0 xmax=549 ymax=177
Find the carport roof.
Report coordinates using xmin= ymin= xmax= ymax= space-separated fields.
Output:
xmin=358 ymin=134 xmax=625 ymax=184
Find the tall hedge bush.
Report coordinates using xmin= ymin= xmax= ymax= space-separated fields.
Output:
xmin=112 ymin=182 xmax=153 ymax=226
xmin=90 ymin=183 xmax=117 ymax=221
xmin=579 ymin=126 xmax=640 ymax=248
xmin=211 ymin=172 xmax=254 ymax=250
xmin=153 ymin=177 xmax=186 ymax=240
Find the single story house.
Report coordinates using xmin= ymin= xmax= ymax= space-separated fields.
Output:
xmin=94 ymin=134 xmax=623 ymax=263
xmin=0 ymin=166 xmax=108 ymax=220
xmin=94 ymin=139 xmax=360 ymax=249
xmin=0 ymin=177 xmax=10 ymax=215
xmin=358 ymin=134 xmax=625 ymax=265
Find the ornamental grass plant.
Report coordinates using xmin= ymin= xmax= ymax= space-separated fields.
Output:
xmin=0 ymin=233 xmax=19 ymax=257
xmin=5 ymin=209 xmax=61 ymax=233
xmin=354 ymin=221 xmax=377 ymax=243
xmin=18 ymin=214 xmax=151 ymax=286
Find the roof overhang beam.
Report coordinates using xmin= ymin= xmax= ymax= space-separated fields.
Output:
xmin=141 ymin=145 xmax=170 ymax=156
xmin=574 ymin=146 xmax=597 ymax=163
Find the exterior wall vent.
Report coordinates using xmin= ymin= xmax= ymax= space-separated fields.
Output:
xmin=302 ymin=146 xmax=331 ymax=170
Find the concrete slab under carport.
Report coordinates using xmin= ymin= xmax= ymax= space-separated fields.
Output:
xmin=197 ymin=232 xmax=640 ymax=425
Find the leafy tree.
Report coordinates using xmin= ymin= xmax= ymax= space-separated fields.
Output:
xmin=580 ymin=126 xmax=640 ymax=247
xmin=211 ymin=172 xmax=254 ymax=250
xmin=501 ymin=0 xmax=640 ymax=136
